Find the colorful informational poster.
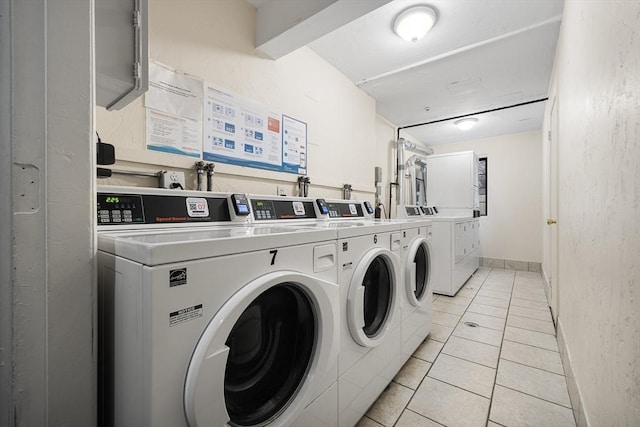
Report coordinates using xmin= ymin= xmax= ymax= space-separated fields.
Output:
xmin=282 ymin=115 xmax=308 ymax=174
xmin=203 ymin=83 xmax=284 ymax=172
xmin=142 ymin=63 xmax=309 ymax=172
xmin=145 ymin=62 xmax=203 ymax=158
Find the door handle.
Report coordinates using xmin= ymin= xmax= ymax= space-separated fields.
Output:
xmin=547 ymin=219 xmax=557 ymax=225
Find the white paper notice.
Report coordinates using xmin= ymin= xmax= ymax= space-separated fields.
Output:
xmin=282 ymin=115 xmax=307 ymax=174
xmin=146 ymin=62 xmax=203 ymax=158
xmin=203 ymin=83 xmax=283 ymax=171
xmin=146 ymin=109 xmax=201 ymax=158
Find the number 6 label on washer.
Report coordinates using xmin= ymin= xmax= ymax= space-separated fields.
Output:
xmin=269 ymin=249 xmax=278 ymax=265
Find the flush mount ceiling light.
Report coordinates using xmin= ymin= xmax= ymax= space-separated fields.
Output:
xmin=454 ymin=118 xmax=478 ymax=131
xmin=393 ymin=5 xmax=437 ymax=42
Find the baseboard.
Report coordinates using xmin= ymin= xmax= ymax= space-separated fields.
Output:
xmin=541 ymin=267 xmax=551 ymax=303
xmin=556 ymin=320 xmax=589 ymax=427
xmin=480 ymin=257 xmax=541 ymax=272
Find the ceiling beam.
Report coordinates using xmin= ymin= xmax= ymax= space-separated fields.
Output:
xmin=254 ymin=0 xmax=393 ymax=59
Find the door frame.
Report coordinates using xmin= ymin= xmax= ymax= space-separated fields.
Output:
xmin=544 ymin=90 xmax=560 ymax=325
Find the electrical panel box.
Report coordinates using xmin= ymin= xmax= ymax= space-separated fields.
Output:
xmin=95 ymin=0 xmax=149 ymax=110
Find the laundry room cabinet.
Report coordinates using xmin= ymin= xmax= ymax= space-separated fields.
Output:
xmin=431 ymin=217 xmax=480 ymax=296
xmin=426 ymin=151 xmax=479 ymax=210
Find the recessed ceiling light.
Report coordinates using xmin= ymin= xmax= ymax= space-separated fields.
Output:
xmin=454 ymin=118 xmax=478 ymax=131
xmin=393 ymin=6 xmax=437 ymax=43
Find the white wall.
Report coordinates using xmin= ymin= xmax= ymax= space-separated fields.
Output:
xmin=0 ymin=1 xmax=95 ymax=426
xmin=545 ymin=1 xmax=640 ymax=425
xmin=97 ymin=0 xmax=383 ymax=201
xmin=375 ymin=115 xmax=400 ymax=216
xmin=429 ymin=130 xmax=543 ymax=263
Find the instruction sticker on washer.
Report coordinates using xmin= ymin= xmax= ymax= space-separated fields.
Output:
xmin=292 ymin=201 xmax=305 ymax=216
xmin=186 ymin=197 xmax=209 ymax=217
xmin=169 ymin=304 xmax=203 ymax=327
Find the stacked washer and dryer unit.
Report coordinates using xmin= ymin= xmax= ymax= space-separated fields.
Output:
xmin=97 ymin=187 xmax=435 ymax=427
xmin=97 ymin=187 xmax=341 ymax=427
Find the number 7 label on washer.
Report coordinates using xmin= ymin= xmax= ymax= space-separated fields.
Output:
xmin=169 ymin=304 xmax=203 ymax=327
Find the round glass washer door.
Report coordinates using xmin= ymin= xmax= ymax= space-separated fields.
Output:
xmin=405 ymin=237 xmax=431 ymax=307
xmin=347 ymin=248 xmax=399 ymax=347
xmin=184 ymin=271 xmax=336 ymax=427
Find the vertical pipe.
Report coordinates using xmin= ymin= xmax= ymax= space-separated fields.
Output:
xmin=397 ymin=138 xmax=405 ymax=205
xmin=195 ymin=161 xmax=204 ymax=191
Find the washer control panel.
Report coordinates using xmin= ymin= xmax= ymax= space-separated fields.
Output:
xmin=97 ymin=192 xmax=231 ymax=226
xmin=325 ymin=201 xmax=365 ymax=218
xmin=250 ymin=198 xmax=317 ymax=221
xmin=403 ymin=206 xmax=423 ymax=217
xmin=97 ymin=194 xmax=144 ymax=224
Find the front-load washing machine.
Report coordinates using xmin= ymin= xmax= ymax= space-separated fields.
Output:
xmin=247 ymin=195 xmax=404 ymax=427
xmin=97 ymin=191 xmax=340 ymax=427
xmin=331 ymin=219 xmax=403 ymax=427
xmin=394 ymin=205 xmax=435 ymax=363
xmin=397 ymin=218 xmax=433 ymax=364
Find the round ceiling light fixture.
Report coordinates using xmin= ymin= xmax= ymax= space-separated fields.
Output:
xmin=393 ymin=5 xmax=437 ymax=42
xmin=454 ymin=118 xmax=479 ymax=131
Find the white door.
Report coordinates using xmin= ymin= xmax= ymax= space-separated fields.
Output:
xmin=404 ymin=237 xmax=431 ymax=307
xmin=184 ymin=272 xmax=337 ymax=427
xmin=347 ymin=248 xmax=399 ymax=346
xmin=547 ymin=95 xmax=560 ymax=324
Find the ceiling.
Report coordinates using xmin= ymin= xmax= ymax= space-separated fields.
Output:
xmin=247 ymin=0 xmax=563 ymax=145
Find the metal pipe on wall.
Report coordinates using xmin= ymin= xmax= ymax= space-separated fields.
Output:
xmin=407 ymin=154 xmax=429 ymax=205
xmin=397 ymin=138 xmax=405 ymax=205
xmin=397 ymin=138 xmax=433 ymax=206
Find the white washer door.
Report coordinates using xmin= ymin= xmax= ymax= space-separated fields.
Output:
xmin=405 ymin=237 xmax=431 ymax=307
xmin=184 ymin=271 xmax=337 ymax=427
xmin=347 ymin=248 xmax=399 ymax=347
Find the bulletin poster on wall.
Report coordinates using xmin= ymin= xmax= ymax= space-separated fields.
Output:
xmin=144 ymin=62 xmax=308 ymax=175
xmin=145 ymin=62 xmax=203 ymax=158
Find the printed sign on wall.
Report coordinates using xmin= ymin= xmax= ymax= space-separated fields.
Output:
xmin=145 ymin=62 xmax=203 ymax=158
xmin=282 ymin=115 xmax=307 ymax=175
xmin=202 ymin=82 xmax=307 ymax=174
xmin=144 ymin=62 xmax=308 ymax=174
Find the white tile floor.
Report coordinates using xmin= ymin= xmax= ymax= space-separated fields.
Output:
xmin=357 ymin=267 xmax=576 ymax=427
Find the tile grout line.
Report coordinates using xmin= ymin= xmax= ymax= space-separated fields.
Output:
xmin=392 ymin=268 xmax=490 ymax=426
xmin=498 ymin=354 xmax=566 ymax=377
xmin=428 ymin=268 xmax=508 ymax=417
xmin=465 ymin=302 xmax=509 ymax=319
xmin=494 ymin=383 xmax=574 ymax=410
xmin=502 ymin=326 xmax=560 ymax=351
xmin=503 ymin=320 xmax=557 ymax=336
xmin=484 ymin=268 xmax=517 ymax=426
xmin=364 ymin=268 xmax=572 ymax=427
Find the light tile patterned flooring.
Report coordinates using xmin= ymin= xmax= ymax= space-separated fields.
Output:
xmin=357 ymin=267 xmax=576 ymax=427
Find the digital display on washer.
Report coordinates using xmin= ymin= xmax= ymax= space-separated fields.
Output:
xmin=251 ymin=199 xmax=317 ymax=220
xmin=231 ymin=194 xmax=251 ymax=216
xmin=420 ymin=206 xmax=434 ymax=215
xmin=315 ymin=199 xmax=330 ymax=215
xmin=97 ymin=194 xmax=144 ymax=224
xmin=404 ymin=206 xmax=422 ymax=217
xmin=363 ymin=201 xmax=374 ymax=214
xmin=97 ymin=193 xmax=231 ymax=225
xmin=326 ymin=202 xmax=364 ymax=218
